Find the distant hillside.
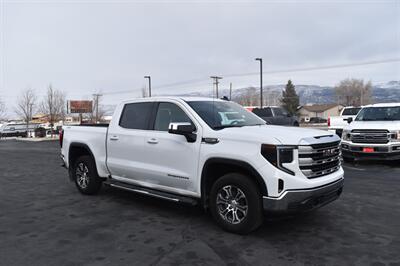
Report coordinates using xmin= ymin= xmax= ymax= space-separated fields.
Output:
xmin=177 ymin=80 xmax=400 ymax=105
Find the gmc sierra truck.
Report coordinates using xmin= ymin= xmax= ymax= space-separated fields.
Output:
xmin=341 ymin=103 xmax=400 ymax=162
xmin=60 ymin=97 xmax=344 ymax=234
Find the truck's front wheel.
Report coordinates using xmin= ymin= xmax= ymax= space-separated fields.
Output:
xmin=73 ymin=155 xmax=102 ymax=195
xmin=209 ymin=173 xmax=263 ymax=234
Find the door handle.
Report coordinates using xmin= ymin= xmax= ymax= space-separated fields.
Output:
xmin=110 ymin=136 xmax=119 ymax=141
xmin=147 ymin=138 xmax=158 ymax=144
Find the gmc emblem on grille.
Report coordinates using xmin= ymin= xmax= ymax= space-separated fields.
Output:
xmin=323 ymin=148 xmax=336 ymax=156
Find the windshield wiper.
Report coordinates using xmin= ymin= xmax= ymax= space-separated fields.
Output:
xmin=213 ymin=125 xmax=244 ymax=130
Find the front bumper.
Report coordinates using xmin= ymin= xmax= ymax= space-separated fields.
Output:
xmin=262 ymin=178 xmax=343 ymax=212
xmin=341 ymin=142 xmax=400 ymax=160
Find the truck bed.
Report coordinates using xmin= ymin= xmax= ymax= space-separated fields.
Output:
xmin=62 ymin=124 xmax=109 ymax=177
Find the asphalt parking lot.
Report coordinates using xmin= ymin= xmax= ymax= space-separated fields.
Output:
xmin=0 ymin=140 xmax=399 ymax=266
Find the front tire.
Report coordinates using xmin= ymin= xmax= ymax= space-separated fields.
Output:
xmin=209 ymin=173 xmax=263 ymax=234
xmin=73 ymin=155 xmax=102 ymax=195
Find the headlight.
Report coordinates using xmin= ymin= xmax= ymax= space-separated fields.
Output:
xmin=391 ymin=130 xmax=400 ymax=141
xmin=342 ymin=130 xmax=351 ymax=141
xmin=261 ymin=144 xmax=295 ymax=175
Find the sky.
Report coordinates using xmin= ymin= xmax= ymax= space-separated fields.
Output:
xmin=1 ymin=0 xmax=399 ymax=116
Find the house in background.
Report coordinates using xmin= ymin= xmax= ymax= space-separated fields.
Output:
xmin=298 ymin=103 xmax=344 ymax=122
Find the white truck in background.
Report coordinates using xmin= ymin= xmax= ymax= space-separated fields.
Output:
xmin=341 ymin=103 xmax=400 ymax=162
xmin=328 ymin=106 xmax=362 ymax=137
xmin=60 ymin=97 xmax=344 ymax=234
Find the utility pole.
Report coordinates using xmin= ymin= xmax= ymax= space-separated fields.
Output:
xmin=92 ymin=93 xmax=102 ymax=123
xmin=210 ymin=76 xmax=222 ymax=98
xmin=27 ymin=103 xmax=34 ymax=137
xmin=255 ymin=58 xmax=263 ymax=108
xmin=144 ymin=76 xmax=152 ymax=97
xmin=229 ymin=82 xmax=232 ymax=100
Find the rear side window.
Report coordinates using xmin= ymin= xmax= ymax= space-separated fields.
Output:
xmin=272 ymin=107 xmax=284 ymax=116
xmin=342 ymin=108 xmax=361 ymax=116
xmin=253 ymin=108 xmax=273 ymax=117
xmin=119 ymin=102 xmax=154 ymax=129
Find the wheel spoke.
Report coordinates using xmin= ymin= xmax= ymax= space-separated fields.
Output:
xmin=216 ymin=185 xmax=248 ymax=225
xmin=216 ymin=194 xmax=229 ymax=205
xmin=222 ymin=185 xmax=233 ymax=199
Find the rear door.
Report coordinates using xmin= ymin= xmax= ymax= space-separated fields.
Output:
xmin=141 ymin=101 xmax=202 ymax=194
xmin=106 ymin=101 xmax=156 ymax=183
xmin=253 ymin=108 xmax=273 ymax=124
xmin=272 ymin=107 xmax=290 ymax=125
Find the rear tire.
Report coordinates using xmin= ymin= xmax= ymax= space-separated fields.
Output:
xmin=73 ymin=155 xmax=102 ymax=195
xmin=209 ymin=173 xmax=263 ymax=234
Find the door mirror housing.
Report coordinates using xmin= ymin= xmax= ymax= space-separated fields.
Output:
xmin=347 ymin=117 xmax=353 ymax=124
xmin=168 ymin=122 xmax=197 ymax=143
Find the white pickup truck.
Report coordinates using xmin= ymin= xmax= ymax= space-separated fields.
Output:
xmin=60 ymin=97 xmax=344 ymax=234
xmin=341 ymin=103 xmax=400 ymax=162
xmin=328 ymin=106 xmax=362 ymax=137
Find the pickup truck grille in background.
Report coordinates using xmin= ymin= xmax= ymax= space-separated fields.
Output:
xmin=298 ymin=141 xmax=341 ymax=179
xmin=350 ymin=129 xmax=390 ymax=144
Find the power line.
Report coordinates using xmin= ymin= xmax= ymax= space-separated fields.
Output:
xmin=101 ymin=58 xmax=400 ymax=96
xmin=223 ymin=58 xmax=400 ymax=78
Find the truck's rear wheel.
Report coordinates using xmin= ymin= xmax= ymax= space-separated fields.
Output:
xmin=209 ymin=173 xmax=263 ymax=234
xmin=73 ymin=155 xmax=102 ymax=195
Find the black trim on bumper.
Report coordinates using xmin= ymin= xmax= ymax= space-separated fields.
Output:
xmin=263 ymin=178 xmax=344 ymax=212
xmin=342 ymin=149 xmax=400 ymax=161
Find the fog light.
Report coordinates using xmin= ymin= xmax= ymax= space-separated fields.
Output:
xmin=278 ymin=179 xmax=284 ymax=193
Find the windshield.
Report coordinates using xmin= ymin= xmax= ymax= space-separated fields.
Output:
xmin=187 ymin=101 xmax=266 ymax=129
xmin=342 ymin=107 xmax=361 ymax=116
xmin=355 ymin=106 xmax=400 ymax=121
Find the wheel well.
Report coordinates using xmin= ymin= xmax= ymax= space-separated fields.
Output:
xmin=201 ymin=158 xmax=268 ymax=208
xmin=68 ymin=143 xmax=96 ymax=179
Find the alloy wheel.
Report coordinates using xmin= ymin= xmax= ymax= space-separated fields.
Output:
xmin=216 ymin=185 xmax=248 ymax=224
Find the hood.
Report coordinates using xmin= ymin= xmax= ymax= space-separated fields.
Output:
xmin=344 ymin=121 xmax=400 ymax=131
xmin=216 ymin=125 xmax=338 ymax=145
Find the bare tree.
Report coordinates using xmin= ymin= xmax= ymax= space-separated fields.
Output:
xmin=235 ymin=87 xmax=258 ymax=106
xmin=0 ymin=97 xmax=6 ymax=120
xmin=40 ymin=85 xmax=66 ymax=135
xmin=335 ymin=78 xmax=372 ymax=106
xmin=15 ymin=89 xmax=37 ymax=134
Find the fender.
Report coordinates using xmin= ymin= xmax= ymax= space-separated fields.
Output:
xmin=200 ymin=157 xmax=268 ymax=207
xmin=68 ymin=142 xmax=98 ymax=180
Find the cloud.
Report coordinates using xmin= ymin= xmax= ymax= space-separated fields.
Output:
xmin=1 ymin=0 xmax=399 ymax=110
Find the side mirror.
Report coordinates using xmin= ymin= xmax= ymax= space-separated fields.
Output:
xmin=347 ymin=117 xmax=353 ymax=124
xmin=286 ymin=113 xmax=291 ymax=117
xmin=168 ymin=122 xmax=197 ymax=143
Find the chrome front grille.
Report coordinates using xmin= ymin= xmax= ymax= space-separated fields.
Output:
xmin=351 ymin=129 xmax=390 ymax=144
xmin=298 ymin=141 xmax=341 ymax=179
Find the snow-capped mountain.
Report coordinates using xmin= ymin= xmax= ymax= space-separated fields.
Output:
xmin=174 ymin=81 xmax=400 ymax=104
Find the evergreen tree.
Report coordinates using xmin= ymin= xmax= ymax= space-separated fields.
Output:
xmin=281 ymin=80 xmax=299 ymax=115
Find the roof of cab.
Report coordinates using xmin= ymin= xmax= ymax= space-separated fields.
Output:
xmin=363 ymin=102 xmax=400 ymax=108
xmin=121 ymin=96 xmax=224 ymax=104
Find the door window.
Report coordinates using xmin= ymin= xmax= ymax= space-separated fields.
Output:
xmin=272 ymin=107 xmax=284 ymax=116
xmin=119 ymin=102 xmax=154 ymax=129
xmin=253 ymin=108 xmax=273 ymax=117
xmin=154 ymin=102 xmax=193 ymax=131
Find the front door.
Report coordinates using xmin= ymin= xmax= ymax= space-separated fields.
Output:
xmin=142 ymin=101 xmax=202 ymax=195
